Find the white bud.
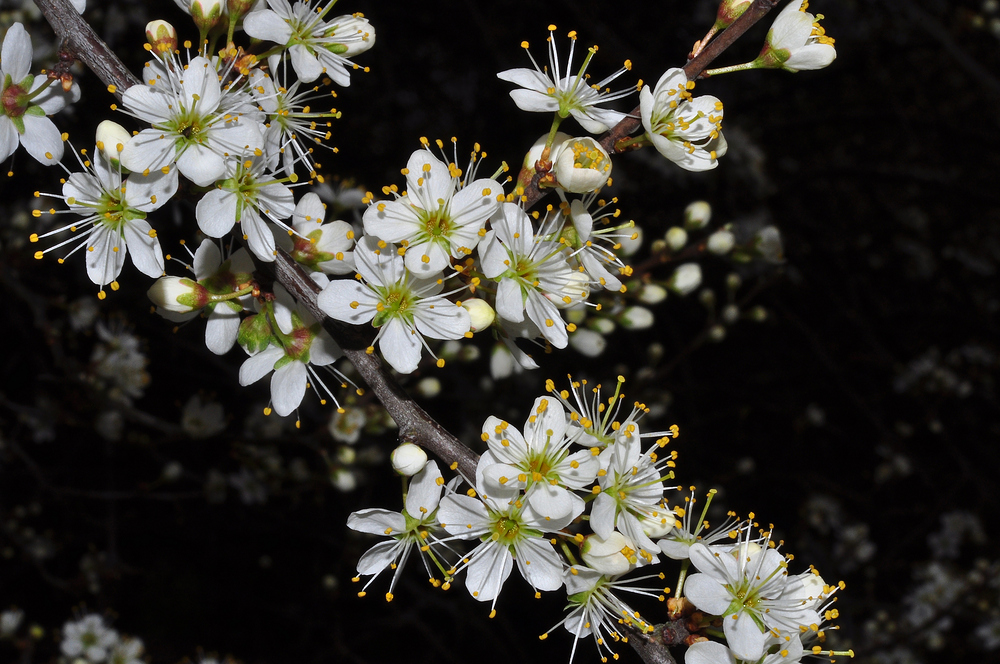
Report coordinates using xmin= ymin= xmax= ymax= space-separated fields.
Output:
xmin=618 ymin=225 xmax=643 ymax=257
xmin=756 ymin=226 xmax=784 ymax=263
xmin=148 ymin=276 xmax=207 ymax=314
xmin=708 ymin=324 xmax=726 ymax=342
xmin=707 ymin=229 xmax=735 ymax=255
xmin=721 ymin=304 xmax=740 ymax=324
xmin=161 ymin=461 xmax=183 ymax=482
xmin=329 ymin=407 xmax=366 ymax=444
xmin=569 ymin=328 xmax=607 ymax=358
xmin=589 ymin=317 xmax=616 ymax=335
xmin=640 ymin=509 xmax=677 ymax=538
xmin=638 ymin=283 xmax=668 ymax=305
xmin=145 ymin=20 xmax=178 ymax=54
xmin=619 ymin=306 xmax=654 ymax=330
xmin=669 ymin=263 xmax=702 ymax=295
xmin=330 ymin=468 xmax=357 ymax=492
xmin=336 ymin=445 xmax=356 ymax=465
xmin=415 ymin=376 xmax=441 ymax=398
xmin=191 ymin=0 xmax=224 ymax=32
xmin=552 ymin=137 xmax=613 ymax=194
xmin=581 ymin=532 xmax=637 ymax=576
xmin=462 ymin=298 xmax=495 ymax=332
xmin=391 ymin=443 xmax=428 ymax=476
xmin=684 ymin=201 xmax=712 ymax=229
xmin=95 ymin=120 xmax=131 ymax=167
xmin=665 ymin=226 xmax=688 ymax=251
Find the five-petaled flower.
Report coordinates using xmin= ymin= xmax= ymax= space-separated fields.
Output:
xmin=639 ymin=68 xmax=727 ymax=172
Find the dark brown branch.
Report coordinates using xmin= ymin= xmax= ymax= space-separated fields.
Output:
xmin=518 ymin=0 xmax=782 ymax=209
xmin=33 ymin=0 xmax=140 ymax=100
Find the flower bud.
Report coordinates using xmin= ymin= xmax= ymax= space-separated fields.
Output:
xmin=665 ymin=226 xmax=688 ymax=251
xmin=227 ymin=0 xmax=256 ymax=21
xmin=462 ymin=298 xmax=495 ymax=333
xmin=391 ymin=443 xmax=428 ymax=476
xmin=725 ymin=273 xmax=742 ymax=291
xmin=638 ymin=283 xmax=668 ymax=305
xmin=552 ymin=137 xmax=613 ymax=194
xmin=95 ymin=120 xmax=131 ymax=169
xmin=569 ymin=328 xmax=606 ymax=358
xmin=619 ymin=306 xmax=654 ymax=330
xmin=191 ymin=0 xmax=224 ymax=34
xmin=147 ymin=276 xmax=209 ymax=313
xmin=415 ymin=377 xmax=441 ymax=398
xmin=145 ymin=20 xmax=178 ymax=56
xmin=708 ymin=324 xmax=726 ymax=342
xmin=755 ymin=226 xmax=784 ymax=263
xmin=521 ymin=132 xmax=570 ymax=187
xmin=707 ymin=228 xmax=735 ymax=255
xmin=669 ymin=263 xmax=702 ymax=295
xmin=581 ymin=532 xmax=637 ymax=576
xmin=336 ymin=445 xmax=356 ymax=464
xmin=330 ymin=468 xmax=357 ymax=492
xmin=721 ymin=303 xmax=740 ymax=324
xmin=684 ymin=201 xmax=712 ymax=230
xmin=589 ymin=317 xmax=615 ymax=335
xmin=714 ymin=0 xmax=752 ymax=31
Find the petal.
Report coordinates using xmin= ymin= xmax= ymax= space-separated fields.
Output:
xmin=308 ymin=330 xmax=342 ymax=366
xmin=121 ymin=85 xmax=174 ymax=125
xmin=2 ymin=23 xmax=32 ymax=82
xmin=205 ymin=306 xmax=241 ymax=354
xmin=181 ymin=56 xmax=221 ymax=112
xmin=19 ymin=114 xmax=64 ymax=165
xmin=589 ymin=492 xmax=616 ymax=540
xmin=685 ymin=641 xmax=737 ymax=664
xmin=356 ymin=540 xmax=403 ymax=576
xmin=465 ymin=541 xmax=513 ymax=602
xmin=238 ymin=346 xmax=284 ymax=385
xmin=0 ymin=117 xmax=17 ymax=162
xmin=378 ymin=317 xmax=421 ymax=374
xmin=725 ymin=610 xmax=767 ymax=662
xmin=316 ymin=280 xmax=377 ymax=324
xmin=347 ymin=508 xmax=406 ymax=535
xmin=525 ymin=483 xmax=578 ymax=522
xmin=243 ymin=9 xmax=293 ymax=43
xmin=122 ymin=218 xmax=164 ymax=278
xmin=177 ymin=143 xmax=225 ymax=186
xmin=292 ymin=191 xmax=326 ymax=229
xmin=270 ymin=360 xmax=306 ymax=416
xmin=523 ymin=396 xmax=567 ymax=450
xmin=437 ymin=493 xmax=489 ymax=537
xmin=84 ymin=225 xmax=126 ymax=286
xmin=192 ymin=239 xmax=222 ymax=280
xmin=402 ymin=240 xmax=451 ymax=276
xmin=242 ymin=208 xmax=277 ymax=262
xmin=196 ymin=188 xmax=238 ymax=237
xmin=524 ymin=291 xmax=567 ymax=348
xmin=413 ymin=297 xmax=470 ymax=341
xmin=684 ymin=572 xmax=734 ymax=616
xmin=404 ymin=460 xmax=443 ymax=518
xmin=494 ymin=278 xmax=525 ymax=323
xmin=289 ymin=44 xmax=323 ymax=83
xmin=119 ymin=129 xmax=176 ymax=174
xmin=404 ymin=150 xmax=455 ymax=207
xmin=124 ymin=167 xmax=178 ymax=212
xmin=513 ymin=537 xmax=563 ymax=592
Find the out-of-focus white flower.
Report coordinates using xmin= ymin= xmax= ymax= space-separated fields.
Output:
xmin=569 ymin=328 xmax=606 ymax=357
xmin=756 ymin=225 xmax=784 ymax=262
xmin=181 ymin=394 xmax=226 ymax=438
xmin=0 ymin=23 xmax=80 ymax=166
xmin=91 ymin=322 xmax=150 ymax=404
xmin=685 ymin=201 xmax=712 ymax=229
xmin=0 ymin=608 xmax=24 ymax=638
xmin=243 ymin=3 xmax=375 ymax=85
xmin=617 ymin=225 xmax=643 ymax=256
xmin=497 ymin=26 xmax=633 ymax=134
xmin=284 ymin=192 xmax=356 ymax=274
xmin=108 ymin=637 xmax=144 ymax=664
xmin=329 ymin=406 xmax=366 ymax=443
xmin=640 ymin=68 xmax=726 ymax=172
xmin=638 ymin=284 xmax=668 ymax=305
xmin=61 ymin=614 xmax=119 ymax=663
xmin=666 ymin=226 xmax=688 ymax=251
xmin=619 ymin=306 xmax=654 ymax=330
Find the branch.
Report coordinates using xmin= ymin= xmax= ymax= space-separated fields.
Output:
xmin=518 ymin=0 xmax=782 ymax=209
xmin=33 ymin=0 xmax=140 ymax=99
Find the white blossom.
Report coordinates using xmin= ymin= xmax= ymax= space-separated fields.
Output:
xmin=640 ymin=68 xmax=726 ymax=172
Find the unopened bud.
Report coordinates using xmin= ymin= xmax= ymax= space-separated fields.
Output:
xmin=684 ymin=201 xmax=712 ymax=229
xmin=707 ymin=229 xmax=735 ymax=255
xmin=708 ymin=324 xmax=726 ymax=342
xmin=569 ymin=328 xmax=606 ymax=358
xmin=145 ymin=20 xmax=177 ymax=56
xmin=638 ymin=283 xmax=668 ymax=305
xmin=330 ymin=468 xmax=357 ymax=492
xmin=191 ymin=0 xmax=224 ymax=34
xmin=226 ymin=0 xmax=257 ymax=22
xmin=714 ymin=0 xmax=752 ymax=31
xmin=665 ymin=226 xmax=688 ymax=251
xmin=462 ymin=298 xmax=495 ymax=332
xmin=95 ymin=120 xmax=131 ymax=168
xmin=669 ymin=263 xmax=702 ymax=295
xmin=552 ymin=137 xmax=612 ymax=194
xmin=749 ymin=305 xmax=767 ymax=322
xmin=391 ymin=443 xmax=428 ymax=477
xmin=619 ymin=306 xmax=654 ymax=330
xmin=147 ymin=276 xmax=209 ymax=313
xmin=581 ymin=532 xmax=636 ymax=576
xmin=589 ymin=318 xmax=615 ymax=335
xmin=415 ymin=376 xmax=441 ymax=398
xmin=756 ymin=226 xmax=784 ymax=263
xmin=161 ymin=461 xmax=183 ymax=482
xmin=725 ymin=273 xmax=742 ymax=291
xmin=721 ymin=304 xmax=740 ymax=324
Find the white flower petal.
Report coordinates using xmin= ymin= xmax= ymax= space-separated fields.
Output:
xmin=2 ymin=23 xmax=32 ymax=82
xmin=465 ymin=541 xmax=513 ymax=602
xmin=514 ymin=537 xmax=562 ymax=591
xmin=196 ymin=188 xmax=238 ymax=237
xmin=347 ymin=508 xmax=406 ymax=535
xmin=378 ymin=317 xmax=421 ymax=374
xmin=19 ymin=114 xmax=64 ymax=165
xmin=122 ymin=218 xmax=164 ymax=278
xmin=356 ymin=540 xmax=403 ymax=576
xmin=206 ymin=305 xmax=241 ymax=354
xmin=270 ymin=360 xmax=306 ymax=416
xmin=238 ymin=346 xmax=284 ymax=385
xmin=404 ymin=460 xmax=443 ymax=518
xmin=177 ymin=142 xmax=225 ymax=186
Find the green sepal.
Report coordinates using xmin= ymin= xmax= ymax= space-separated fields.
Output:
xmin=23 ymin=104 xmax=45 ymax=118
xmin=238 ymin=312 xmax=274 ymax=354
